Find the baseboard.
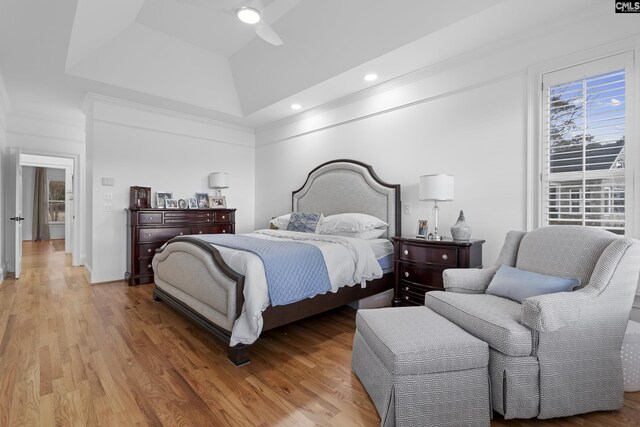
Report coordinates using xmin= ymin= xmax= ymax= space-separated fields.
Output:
xmin=0 ymin=267 xmax=4 ymax=284
xmin=83 ymin=264 xmax=92 ymax=284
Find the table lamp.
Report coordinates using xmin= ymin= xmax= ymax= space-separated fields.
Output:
xmin=209 ymin=172 xmax=229 ymax=196
xmin=419 ymin=174 xmax=454 ymax=240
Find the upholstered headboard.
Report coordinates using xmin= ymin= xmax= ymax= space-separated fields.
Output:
xmin=292 ymin=159 xmax=401 ymax=238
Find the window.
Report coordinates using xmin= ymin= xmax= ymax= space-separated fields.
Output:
xmin=48 ymin=180 xmax=65 ymax=223
xmin=541 ymin=54 xmax=633 ymax=235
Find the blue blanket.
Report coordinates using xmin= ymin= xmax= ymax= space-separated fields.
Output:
xmin=194 ymin=234 xmax=332 ymax=306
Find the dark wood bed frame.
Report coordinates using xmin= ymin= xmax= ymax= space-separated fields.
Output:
xmin=153 ymin=159 xmax=401 ymax=366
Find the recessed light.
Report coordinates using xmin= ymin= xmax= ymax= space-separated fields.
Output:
xmin=291 ymin=103 xmax=302 ymax=110
xmin=236 ymin=7 xmax=261 ymax=25
xmin=364 ymin=73 xmax=378 ymax=82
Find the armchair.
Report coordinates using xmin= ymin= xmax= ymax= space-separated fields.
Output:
xmin=425 ymin=226 xmax=640 ymax=419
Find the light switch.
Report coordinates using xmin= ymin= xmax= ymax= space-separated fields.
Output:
xmin=102 ymin=177 xmax=115 ymax=186
xmin=104 ymin=204 xmax=113 ymax=212
xmin=404 ymin=203 xmax=412 ymax=214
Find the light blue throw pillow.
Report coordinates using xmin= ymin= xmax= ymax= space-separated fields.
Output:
xmin=486 ymin=265 xmax=581 ymax=303
xmin=286 ymin=212 xmax=322 ymax=233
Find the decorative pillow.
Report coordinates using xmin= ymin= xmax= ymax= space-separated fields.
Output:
xmin=486 ymin=265 xmax=581 ymax=304
xmin=325 ymin=228 xmax=386 ymax=240
xmin=319 ymin=213 xmax=388 ymax=234
xmin=269 ymin=213 xmax=291 ymax=229
xmin=286 ymin=212 xmax=323 ymax=233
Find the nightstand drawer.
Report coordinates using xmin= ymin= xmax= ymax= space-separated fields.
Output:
xmin=138 ymin=227 xmax=191 ymax=242
xmin=400 ymin=243 xmax=458 ymax=267
xmin=138 ymin=212 xmax=163 ymax=224
xmin=398 ymin=287 xmax=427 ymax=306
xmin=400 ymin=264 xmax=444 ymax=288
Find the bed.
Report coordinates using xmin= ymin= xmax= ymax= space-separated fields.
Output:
xmin=151 ymin=159 xmax=401 ymax=365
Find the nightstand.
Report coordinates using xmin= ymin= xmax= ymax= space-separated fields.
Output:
xmin=392 ymin=237 xmax=484 ymax=306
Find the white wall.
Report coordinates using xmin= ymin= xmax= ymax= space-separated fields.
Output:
xmin=84 ymin=95 xmax=255 ymax=283
xmin=254 ymin=12 xmax=640 ymax=315
xmin=21 ymin=167 xmax=66 ymax=241
xmin=4 ymin=113 xmax=85 ymax=269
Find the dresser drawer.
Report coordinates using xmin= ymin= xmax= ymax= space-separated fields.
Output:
xmin=138 ymin=227 xmax=191 ymax=242
xmin=398 ymin=287 xmax=426 ymax=306
xmin=400 ymin=264 xmax=444 ymax=288
xmin=138 ymin=212 xmax=163 ymax=224
xmin=191 ymin=225 xmax=232 ymax=235
xmin=139 ymin=242 xmax=165 ymax=258
xmin=214 ymin=211 xmax=233 ymax=222
xmin=399 ymin=243 xmax=458 ymax=267
xmin=138 ymin=259 xmax=154 ymax=275
xmin=164 ymin=211 xmax=214 ymax=223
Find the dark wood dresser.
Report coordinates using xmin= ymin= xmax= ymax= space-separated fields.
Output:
xmin=125 ymin=208 xmax=236 ymax=285
xmin=392 ymin=237 xmax=484 ymax=306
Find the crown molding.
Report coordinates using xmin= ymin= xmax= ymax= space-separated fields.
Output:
xmin=83 ymin=93 xmax=254 ymax=134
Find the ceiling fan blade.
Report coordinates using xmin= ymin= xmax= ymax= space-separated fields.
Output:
xmin=255 ymin=21 xmax=283 ymax=46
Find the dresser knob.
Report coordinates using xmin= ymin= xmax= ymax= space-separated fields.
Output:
xmin=147 ymin=233 xmax=152 ymax=237
xmin=207 ymin=213 xmax=210 ymax=216
xmin=404 ymin=296 xmax=409 ymax=300
xmin=179 ymin=232 xmax=183 ymax=235
xmin=147 ymin=249 xmax=152 ymax=253
xmin=222 ymin=215 xmax=225 ymax=219
xmin=207 ymin=219 xmax=210 ymax=222
xmin=199 ymin=231 xmax=203 ymax=234
xmin=404 ymin=272 xmax=409 ymax=278
xmin=442 ymin=254 xmax=448 ymax=260
xmin=149 ymin=216 xmax=153 ymax=220
xmin=404 ymin=286 xmax=409 ymax=291
xmin=147 ymin=264 xmax=152 ymax=268
xmin=403 ymin=249 xmax=408 ymax=256
xmin=222 ymin=230 xmax=226 ymax=233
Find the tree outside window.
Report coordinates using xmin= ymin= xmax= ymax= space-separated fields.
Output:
xmin=48 ymin=180 xmax=65 ymax=223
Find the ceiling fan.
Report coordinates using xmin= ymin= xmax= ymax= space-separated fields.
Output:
xmin=178 ymin=0 xmax=284 ymax=46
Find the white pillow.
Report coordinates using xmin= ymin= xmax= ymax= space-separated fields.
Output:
xmin=270 ymin=213 xmax=291 ymax=229
xmin=319 ymin=213 xmax=388 ymax=233
xmin=327 ymin=228 xmax=386 ymax=240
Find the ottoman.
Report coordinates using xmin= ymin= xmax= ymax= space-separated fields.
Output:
xmin=352 ymin=306 xmax=490 ymax=427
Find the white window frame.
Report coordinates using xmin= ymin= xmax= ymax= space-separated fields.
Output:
xmin=47 ymin=178 xmax=65 ymax=225
xmin=528 ymin=44 xmax=638 ymax=238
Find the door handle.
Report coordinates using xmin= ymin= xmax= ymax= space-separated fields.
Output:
xmin=10 ymin=217 xmax=25 ymax=222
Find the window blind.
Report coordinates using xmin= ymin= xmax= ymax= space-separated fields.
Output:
xmin=542 ymin=66 xmax=626 ymax=235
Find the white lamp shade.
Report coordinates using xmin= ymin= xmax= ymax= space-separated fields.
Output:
xmin=209 ymin=172 xmax=229 ymax=189
xmin=419 ymin=174 xmax=454 ymax=201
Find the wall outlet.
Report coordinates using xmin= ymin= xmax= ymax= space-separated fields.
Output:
xmin=103 ymin=204 xmax=113 ymax=212
xmin=404 ymin=203 xmax=411 ymax=214
xmin=104 ymin=192 xmax=112 ymax=200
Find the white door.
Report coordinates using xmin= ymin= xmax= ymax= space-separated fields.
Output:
xmin=10 ymin=148 xmax=23 ymax=278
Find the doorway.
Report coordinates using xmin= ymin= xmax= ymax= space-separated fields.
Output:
xmin=9 ymin=152 xmax=79 ymax=278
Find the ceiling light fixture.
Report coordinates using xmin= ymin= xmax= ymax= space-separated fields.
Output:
xmin=291 ymin=103 xmax=301 ymax=110
xmin=236 ymin=7 xmax=261 ymax=25
xmin=364 ymin=73 xmax=378 ymax=82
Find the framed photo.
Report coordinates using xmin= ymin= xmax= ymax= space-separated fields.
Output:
xmin=209 ymin=195 xmax=227 ymax=208
xmin=187 ymin=197 xmax=198 ymax=209
xmin=156 ymin=191 xmax=172 ymax=208
xmin=195 ymin=192 xmax=209 ymax=208
xmin=165 ymin=198 xmax=178 ymax=209
xmin=177 ymin=199 xmax=187 ymax=209
xmin=416 ymin=219 xmax=428 ymax=238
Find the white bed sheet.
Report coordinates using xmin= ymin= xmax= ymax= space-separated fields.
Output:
xmin=211 ymin=229 xmax=383 ymax=346
xmin=368 ymin=238 xmax=394 ymax=260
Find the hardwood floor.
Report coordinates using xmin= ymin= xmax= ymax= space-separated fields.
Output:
xmin=0 ymin=241 xmax=638 ymax=426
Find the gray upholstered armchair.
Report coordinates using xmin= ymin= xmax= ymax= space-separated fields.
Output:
xmin=425 ymin=225 xmax=640 ymax=420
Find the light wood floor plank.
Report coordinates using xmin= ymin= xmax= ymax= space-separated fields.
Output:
xmin=0 ymin=240 xmax=637 ymax=426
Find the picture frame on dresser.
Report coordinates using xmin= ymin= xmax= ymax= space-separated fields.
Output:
xmin=156 ymin=191 xmax=172 ymax=208
xmin=165 ymin=199 xmax=178 ymax=209
xmin=178 ymin=199 xmax=187 ymax=209
xmin=187 ymin=197 xmax=198 ymax=209
xmin=416 ymin=220 xmax=428 ymax=238
xmin=209 ymin=195 xmax=226 ymax=208
xmin=196 ymin=193 xmax=209 ymax=208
